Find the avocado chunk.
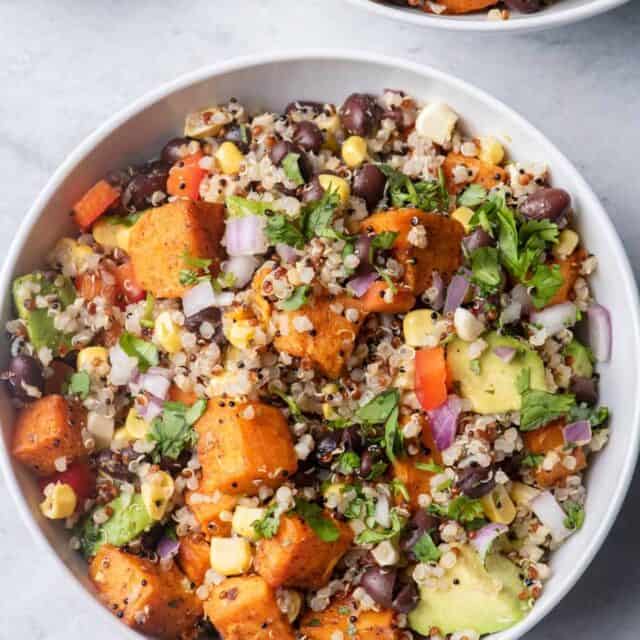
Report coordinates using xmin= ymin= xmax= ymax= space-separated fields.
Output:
xmin=78 ymin=493 xmax=153 ymax=558
xmin=12 ymin=272 xmax=76 ymax=356
xmin=564 ymin=339 xmax=594 ymax=379
xmin=409 ymin=544 xmax=530 ymax=636
xmin=447 ymin=331 xmax=546 ymax=414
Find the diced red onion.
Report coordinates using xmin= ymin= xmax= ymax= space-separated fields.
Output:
xmin=470 ymin=523 xmax=508 ymax=561
xmin=510 ymin=284 xmax=533 ymax=316
xmin=430 ymin=271 xmax=445 ymax=311
xmin=427 ymin=395 xmax=462 ymax=451
xmin=108 ymin=344 xmax=138 ymax=386
xmin=147 ymin=366 xmax=172 ymax=379
xmin=444 ymin=274 xmax=470 ymax=314
xmin=563 ymin=420 xmax=592 ymax=446
xmin=157 ymin=536 xmax=180 ymax=560
xmin=530 ymin=491 xmax=572 ymax=542
xmin=570 ymin=376 xmax=598 ymax=405
xmin=223 ymin=214 xmax=268 ymax=256
xmin=182 ymin=280 xmax=233 ymax=317
xmin=587 ymin=304 xmax=612 ymax=362
xmin=348 ymin=271 xmax=379 ymax=298
xmin=375 ymin=493 xmax=391 ymax=529
xmin=463 ymin=228 xmax=493 ymax=253
xmin=355 ymin=235 xmax=372 ymax=268
xmin=276 ymin=243 xmax=298 ymax=264
xmin=140 ymin=373 xmax=170 ymax=400
xmin=223 ymin=255 xmax=261 ymax=288
xmin=493 ymin=346 xmax=517 ymax=363
xmin=530 ymin=302 xmax=577 ymax=336
xmin=137 ymin=396 xmax=164 ymax=423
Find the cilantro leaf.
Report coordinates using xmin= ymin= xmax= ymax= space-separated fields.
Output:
xmin=140 ymin=293 xmax=155 ymax=329
xmin=384 ymin=405 xmax=402 ymax=463
xmin=355 ymin=389 xmax=399 ymax=425
xmin=181 ymin=251 xmax=212 ymax=271
xmin=119 ymin=332 xmax=158 ymax=372
xmin=355 ymin=509 xmax=406 ymax=545
xmin=413 ymin=532 xmax=441 ymax=563
xmin=458 ymin=184 xmax=487 ymax=208
xmin=301 ymin=189 xmax=343 ymax=240
xmin=415 ymin=461 xmax=444 ymax=473
xmin=470 ymin=247 xmax=502 ymax=291
xmin=106 ymin=212 xmax=142 ymax=227
xmin=521 ymin=453 xmax=544 ymax=468
xmin=370 ymin=231 xmax=398 ymax=257
xmin=271 ymin=388 xmax=304 ymax=420
xmin=528 ymin=263 xmax=563 ymax=309
xmin=519 ymin=389 xmax=575 ymax=431
xmin=265 ymin=213 xmax=306 ymax=249
xmin=569 ymin=403 xmax=609 ymax=427
xmin=294 ymin=498 xmax=339 ymax=542
xmin=148 ymin=399 xmax=206 ymax=460
xmin=379 ymin=165 xmax=449 ymax=212
xmin=563 ymin=500 xmax=585 ymax=531
xmin=253 ymin=504 xmax=281 ymax=539
xmin=68 ymin=371 xmax=90 ymax=399
xmin=279 ymin=284 xmax=311 ymax=311
xmin=225 ymin=195 xmax=273 ymax=219
xmin=429 ymin=496 xmax=485 ymax=526
xmin=337 ymin=451 xmax=361 ymax=475
xmin=282 ymin=153 xmax=304 ymax=186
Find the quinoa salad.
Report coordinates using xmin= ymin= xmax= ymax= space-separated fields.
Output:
xmin=378 ymin=0 xmax=556 ymax=19
xmin=4 ymin=89 xmax=612 ymax=640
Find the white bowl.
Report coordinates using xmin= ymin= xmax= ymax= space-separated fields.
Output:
xmin=1 ymin=50 xmax=638 ymax=639
xmin=346 ymin=0 xmax=629 ymax=32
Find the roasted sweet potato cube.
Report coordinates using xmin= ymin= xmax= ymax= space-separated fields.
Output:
xmin=546 ymin=248 xmax=587 ymax=307
xmin=442 ymin=152 xmax=507 ymax=194
xmin=185 ymin=490 xmax=237 ymax=538
xmin=300 ymin=599 xmax=400 ymax=640
xmin=177 ymin=534 xmax=211 ymax=586
xmin=89 ymin=545 xmax=201 ymax=639
xmin=12 ymin=395 xmax=86 ymax=476
xmin=535 ymin=447 xmax=587 ymax=488
xmin=272 ymin=294 xmax=367 ymax=379
xmin=255 ymin=513 xmax=353 ymax=590
xmin=393 ymin=454 xmax=436 ymax=509
xmin=204 ymin=575 xmax=296 ymax=640
xmin=195 ymin=400 xmax=297 ymax=495
xmin=129 ymin=200 xmax=225 ymax=298
xmin=440 ymin=0 xmax=496 ymax=13
xmin=361 ymin=208 xmax=464 ymax=295
xmin=523 ymin=420 xmax=566 ymax=454
xmin=361 ymin=282 xmax=416 ymax=313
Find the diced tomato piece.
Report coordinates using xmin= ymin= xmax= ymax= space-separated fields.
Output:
xmin=73 ymin=179 xmax=121 ymax=230
xmin=167 ymin=152 xmax=206 ymax=201
xmin=415 ymin=346 xmax=448 ymax=411
xmin=114 ymin=261 xmax=146 ymax=304
xmin=39 ymin=462 xmax=96 ymax=503
xmin=361 ymin=282 xmax=416 ymax=313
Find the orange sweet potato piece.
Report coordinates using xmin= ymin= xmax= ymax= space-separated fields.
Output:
xmin=300 ymin=599 xmax=400 ymax=640
xmin=255 ymin=513 xmax=353 ymax=590
xmin=439 ymin=0 xmax=497 ymax=14
xmin=523 ymin=420 xmax=566 ymax=454
xmin=177 ymin=534 xmax=211 ymax=586
xmin=273 ymin=294 xmax=367 ymax=379
xmin=129 ymin=200 xmax=225 ymax=298
xmin=12 ymin=395 xmax=86 ymax=476
xmin=89 ymin=545 xmax=201 ymax=639
xmin=546 ymin=248 xmax=587 ymax=307
xmin=185 ymin=490 xmax=237 ymax=538
xmin=442 ymin=153 xmax=507 ymax=194
xmin=393 ymin=454 xmax=436 ymax=509
xmin=73 ymin=179 xmax=121 ymax=230
xmin=204 ymin=575 xmax=296 ymax=640
xmin=195 ymin=400 xmax=297 ymax=495
xmin=535 ymin=447 xmax=587 ymax=488
xmin=169 ymin=385 xmax=199 ymax=405
xmin=361 ymin=281 xmax=416 ymax=313
xmin=361 ymin=209 xmax=464 ymax=295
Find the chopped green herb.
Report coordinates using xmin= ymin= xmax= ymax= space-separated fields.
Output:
xmin=294 ymin=498 xmax=339 ymax=542
xmin=253 ymin=504 xmax=281 ymax=539
xmin=68 ymin=371 xmax=90 ymax=399
xmin=390 ymin=478 xmax=410 ymax=501
xmin=355 ymin=389 xmax=399 ymax=425
xmin=384 ymin=406 xmax=402 ymax=463
xmin=337 ymin=451 xmax=361 ymax=475
xmin=366 ymin=461 xmax=389 ymax=481
xmin=457 ymin=184 xmax=488 ymax=208
xmin=140 ymin=293 xmax=156 ymax=329
xmin=415 ymin=461 xmax=444 ymax=473
xmin=370 ymin=231 xmax=398 ymax=261
xmin=520 ymin=389 xmax=575 ymax=432
xmin=282 ymin=153 xmax=304 ymax=186
xmin=181 ymin=251 xmax=212 ymax=271
xmin=470 ymin=247 xmax=502 ymax=291
xmin=106 ymin=212 xmax=142 ymax=227
xmin=271 ymin=388 xmax=304 ymax=420
xmin=429 ymin=495 xmax=485 ymax=526
xmin=412 ymin=532 xmax=441 ymax=563
xmin=569 ymin=403 xmax=610 ymax=427
xmin=528 ymin=263 xmax=564 ymax=309
xmin=470 ymin=358 xmax=482 ymax=376
xmin=301 ymin=189 xmax=344 ymax=241
xmin=563 ymin=501 xmax=585 ymax=531
xmin=379 ymin=165 xmax=449 ymax=212
xmin=521 ymin=453 xmax=544 ymax=468
xmin=265 ymin=214 xmax=306 ymax=249
xmin=355 ymin=509 xmax=406 ymax=545
xmin=148 ymin=399 xmax=206 ymax=461
xmin=279 ymin=284 xmax=311 ymax=311
xmin=225 ymin=195 xmax=273 ymax=219
xmin=119 ymin=332 xmax=159 ymax=372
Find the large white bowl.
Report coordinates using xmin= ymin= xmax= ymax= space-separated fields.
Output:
xmin=346 ymin=0 xmax=629 ymax=32
xmin=1 ymin=51 xmax=638 ymax=639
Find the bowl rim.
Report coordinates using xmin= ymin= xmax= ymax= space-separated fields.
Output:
xmin=344 ymin=0 xmax=629 ymax=32
xmin=1 ymin=49 xmax=639 ymax=640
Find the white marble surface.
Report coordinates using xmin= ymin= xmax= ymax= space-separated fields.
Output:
xmin=0 ymin=0 xmax=639 ymax=638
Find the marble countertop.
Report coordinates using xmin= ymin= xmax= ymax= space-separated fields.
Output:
xmin=0 ymin=0 xmax=639 ymax=638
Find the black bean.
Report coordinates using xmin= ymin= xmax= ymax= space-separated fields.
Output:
xmin=121 ymin=163 xmax=170 ymax=212
xmin=570 ymin=376 xmax=599 ymax=405
xmin=456 ymin=465 xmax=496 ymax=499
xmin=341 ymin=426 xmax=364 ymax=452
xmin=392 ymin=582 xmax=419 ymax=614
xmin=2 ymin=355 xmax=44 ymax=401
xmin=340 ymin=94 xmax=381 ymax=137
xmin=269 ymin=140 xmax=312 ymax=182
xmin=223 ymin=125 xmax=252 ymax=154
xmin=301 ymin=177 xmax=325 ymax=203
xmin=316 ymin=434 xmax=339 ymax=464
xmin=184 ymin=307 xmax=222 ymax=333
xmin=353 ymin=164 xmax=386 ymax=211
xmin=361 ymin=567 xmax=396 ymax=608
xmin=293 ymin=121 xmax=323 ymax=154
xmin=161 ymin=137 xmax=192 ymax=165
xmin=105 ymin=168 xmax=132 ymax=189
xmin=504 ymin=0 xmax=543 ymax=12
xmin=359 ymin=450 xmax=374 ymax=477
xmin=519 ymin=188 xmax=571 ymax=220
xmin=411 ymin=509 xmax=440 ymax=533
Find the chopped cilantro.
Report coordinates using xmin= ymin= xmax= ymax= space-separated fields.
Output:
xmin=379 ymin=164 xmax=449 ymax=212
xmin=337 ymin=451 xmax=361 ymax=475
xmin=265 ymin=213 xmax=306 ymax=249
xmin=140 ymin=293 xmax=155 ymax=329
xmin=521 ymin=453 xmax=544 ymax=468
xmin=457 ymin=184 xmax=487 ymax=208
xmin=470 ymin=247 xmax=502 ymax=291
xmin=253 ymin=504 xmax=281 ymax=539
xmin=528 ymin=263 xmax=563 ymax=309
xmin=390 ymin=478 xmax=410 ymax=501
xmin=282 ymin=152 xmax=304 ymax=186
xmin=415 ymin=461 xmax=444 ymax=473
xmin=301 ymin=189 xmax=344 ymax=241
xmin=355 ymin=509 xmax=406 ymax=545
xmin=106 ymin=212 xmax=142 ymax=227
xmin=569 ymin=403 xmax=610 ymax=427
xmin=119 ymin=332 xmax=158 ymax=372
xmin=279 ymin=284 xmax=311 ymax=311
xmin=68 ymin=370 xmax=90 ymax=399
xmin=429 ymin=496 xmax=485 ymax=526
xmin=147 ymin=399 xmax=206 ymax=461
xmin=412 ymin=532 xmax=441 ymax=563
xmin=563 ymin=500 xmax=585 ymax=531
xmin=294 ymin=498 xmax=339 ymax=542
xmin=355 ymin=389 xmax=399 ymax=425
xmin=225 ymin=195 xmax=273 ymax=218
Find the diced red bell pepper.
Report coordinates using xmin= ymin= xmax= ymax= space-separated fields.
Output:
xmin=38 ymin=462 xmax=96 ymax=503
xmin=415 ymin=346 xmax=448 ymax=411
xmin=166 ymin=152 xmax=205 ymax=201
xmin=73 ymin=179 xmax=121 ymax=230
xmin=114 ymin=261 xmax=146 ymax=304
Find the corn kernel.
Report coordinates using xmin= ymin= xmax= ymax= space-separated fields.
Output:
xmin=215 ymin=141 xmax=244 ymax=175
xmin=223 ymin=316 xmax=255 ymax=350
xmin=451 ymin=207 xmax=475 ymax=233
xmin=403 ymin=309 xmax=444 ymax=347
xmin=317 ymin=113 xmax=340 ymax=135
xmin=125 ymin=408 xmax=149 ymax=439
xmin=322 ymin=403 xmax=339 ymax=420
xmin=509 ymin=481 xmax=540 ymax=506
xmin=113 ymin=426 xmax=132 ymax=443
xmin=77 ymin=346 xmax=109 ymax=375
xmin=40 ymin=482 xmax=77 ymax=519
xmin=481 ymin=485 xmax=516 ymax=524
xmin=209 ymin=537 xmax=253 ymax=576
xmin=318 ymin=174 xmax=350 ymax=206
xmin=341 ymin=136 xmax=368 ymax=169
xmin=141 ymin=471 xmax=175 ymax=520
xmin=478 ymin=136 xmax=505 ymax=165
xmin=231 ymin=506 xmax=266 ymax=541
xmin=92 ymin=219 xmax=133 ymax=252
xmin=153 ymin=311 xmax=182 ymax=354
xmin=51 ymin=238 xmax=96 ymax=275
xmin=322 ymin=482 xmax=346 ymax=501
xmin=553 ymin=229 xmax=579 ymax=260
